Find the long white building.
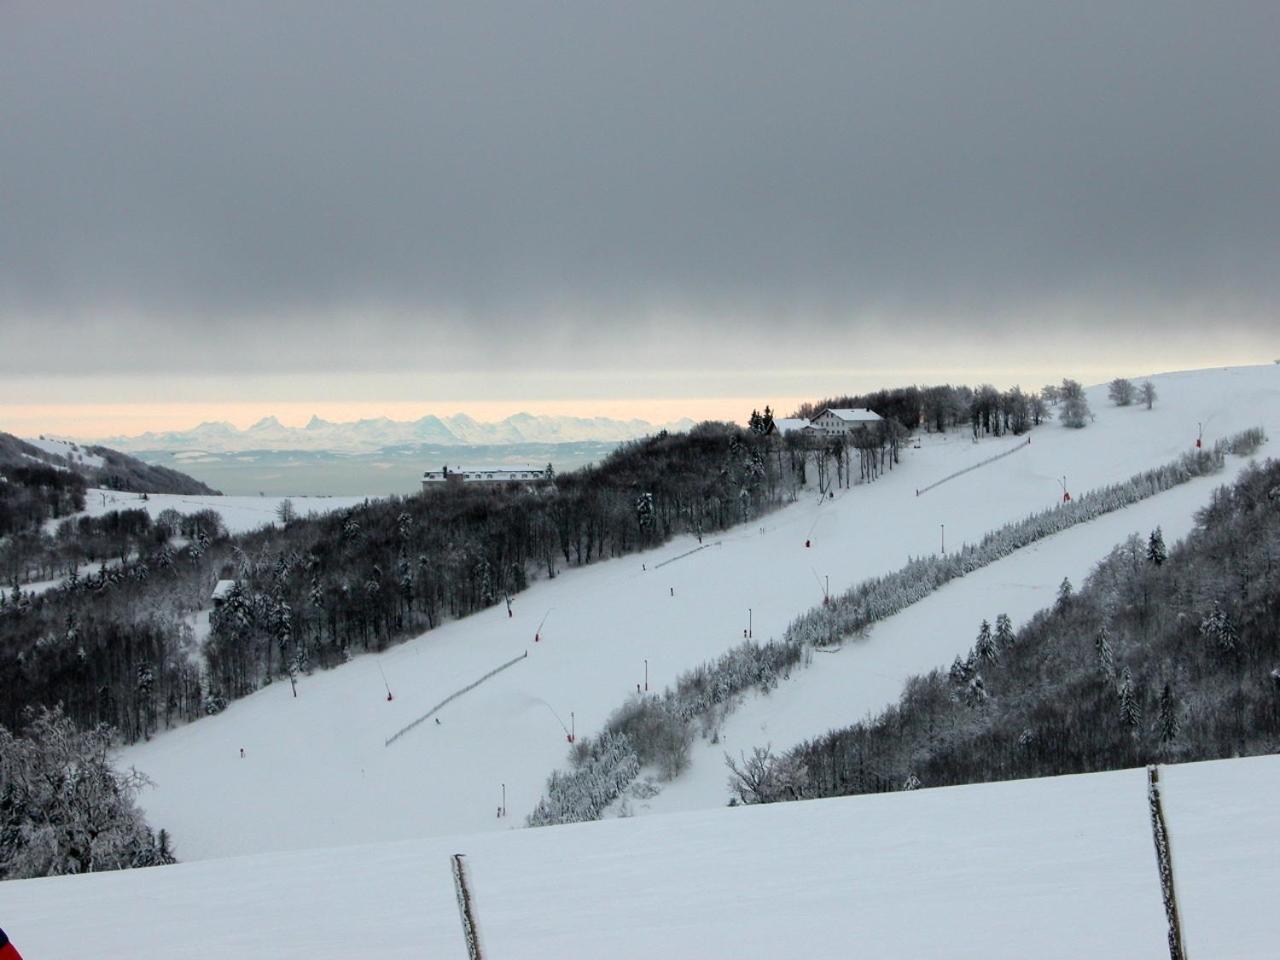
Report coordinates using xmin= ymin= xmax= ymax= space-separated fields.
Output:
xmin=422 ymin=465 xmax=553 ymax=489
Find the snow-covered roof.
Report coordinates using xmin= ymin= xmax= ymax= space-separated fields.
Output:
xmin=770 ymin=418 xmax=811 ymax=436
xmin=211 ymin=579 xmax=237 ymax=601
xmin=819 ymin=408 xmax=883 ymax=423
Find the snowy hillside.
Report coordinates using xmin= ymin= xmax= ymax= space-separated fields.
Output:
xmin=21 ymin=435 xmax=105 ymax=468
xmin=4 ymin=753 xmax=1277 ymax=958
xmin=114 ymin=365 xmax=1280 ymax=862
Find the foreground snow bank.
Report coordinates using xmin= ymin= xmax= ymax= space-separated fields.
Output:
xmin=3 ymin=753 xmax=1276 ymax=959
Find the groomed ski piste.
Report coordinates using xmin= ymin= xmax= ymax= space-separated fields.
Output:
xmin=107 ymin=366 xmax=1280 ymax=863
xmin=4 ymin=754 xmax=1277 ymax=958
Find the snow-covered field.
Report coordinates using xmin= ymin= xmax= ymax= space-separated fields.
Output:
xmin=76 ymin=488 xmax=373 ymax=535
xmin=115 ymin=364 xmax=1280 ymax=863
xmin=4 ymin=753 xmax=1277 ymax=958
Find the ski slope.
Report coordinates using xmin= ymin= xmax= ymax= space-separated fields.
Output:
xmin=4 ymin=754 xmax=1277 ymax=958
xmin=117 ymin=365 xmax=1280 ymax=861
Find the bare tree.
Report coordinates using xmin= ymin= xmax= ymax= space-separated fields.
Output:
xmin=1108 ymin=378 xmax=1135 ymax=406
xmin=1140 ymin=380 xmax=1157 ymax=409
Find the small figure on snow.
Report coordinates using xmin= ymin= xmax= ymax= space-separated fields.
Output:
xmin=435 ymin=717 xmax=442 ymax=726
xmin=670 ymin=587 xmax=675 ymax=597
xmin=239 ymin=747 xmax=245 ymax=759
xmin=805 ymin=539 xmax=811 ymax=548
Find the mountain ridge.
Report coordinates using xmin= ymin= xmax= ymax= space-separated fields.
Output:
xmin=95 ymin=412 xmax=698 ymax=454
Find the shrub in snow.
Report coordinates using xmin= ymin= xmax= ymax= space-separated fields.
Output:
xmin=526 ymin=732 xmax=640 ymax=826
xmin=0 ymin=707 xmax=172 ymax=879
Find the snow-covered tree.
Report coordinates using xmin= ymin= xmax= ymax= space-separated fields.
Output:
xmin=1058 ymin=379 xmax=1092 ymax=428
xmin=1139 ymin=380 xmax=1157 ymax=409
xmin=974 ymin=619 xmax=998 ymax=664
xmin=1055 ymin=577 xmax=1073 ymax=612
xmin=994 ymin=613 xmax=1015 ymax=649
xmin=1095 ymin=626 xmax=1116 ymax=680
xmin=1157 ymin=684 xmax=1179 ymax=743
xmin=1146 ymin=527 xmax=1167 ymax=566
xmin=1199 ymin=601 xmax=1237 ymax=653
xmin=1108 ymin=378 xmax=1135 ymax=406
xmin=1118 ymin=668 xmax=1141 ymax=730
xmin=0 ymin=707 xmax=168 ymax=879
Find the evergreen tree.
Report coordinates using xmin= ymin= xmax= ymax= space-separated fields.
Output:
xmin=1095 ymin=626 xmax=1116 ymax=680
xmin=1055 ymin=577 xmax=1073 ymax=612
xmin=965 ymin=674 xmax=988 ymax=707
xmin=155 ymin=828 xmax=177 ymax=865
xmin=975 ymin=619 xmax=998 ymax=664
xmin=1146 ymin=527 xmax=1167 ymax=566
xmin=1199 ymin=601 xmax=1237 ymax=653
xmin=1118 ymin=668 xmax=1141 ymax=730
xmin=994 ymin=613 xmax=1015 ymax=649
xmin=1157 ymin=684 xmax=1179 ymax=743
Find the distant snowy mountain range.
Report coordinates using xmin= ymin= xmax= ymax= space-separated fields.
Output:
xmin=97 ymin=413 xmax=697 ymax=454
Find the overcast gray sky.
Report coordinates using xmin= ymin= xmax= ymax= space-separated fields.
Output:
xmin=2 ymin=1 xmax=1277 ymax=431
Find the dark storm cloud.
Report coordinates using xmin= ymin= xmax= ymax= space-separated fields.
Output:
xmin=1 ymin=1 xmax=1277 ymax=374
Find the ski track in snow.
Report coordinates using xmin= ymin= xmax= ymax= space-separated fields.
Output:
xmin=115 ymin=365 xmax=1280 ymax=862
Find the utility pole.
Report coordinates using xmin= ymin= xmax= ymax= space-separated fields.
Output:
xmin=940 ymin=523 xmax=945 ymax=554
xmin=644 ymin=659 xmax=648 ymax=692
xmin=748 ymin=608 xmax=752 ymax=639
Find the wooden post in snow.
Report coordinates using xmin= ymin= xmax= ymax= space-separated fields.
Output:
xmin=451 ymin=853 xmax=484 ymax=960
xmin=1146 ymin=766 xmax=1187 ymax=960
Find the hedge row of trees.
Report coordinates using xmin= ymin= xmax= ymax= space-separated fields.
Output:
xmin=525 ymin=429 xmax=1264 ymax=825
xmin=739 ymin=456 xmax=1280 ymax=804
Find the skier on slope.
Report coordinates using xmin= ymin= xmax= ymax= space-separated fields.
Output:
xmin=0 ymin=927 xmax=24 ymax=960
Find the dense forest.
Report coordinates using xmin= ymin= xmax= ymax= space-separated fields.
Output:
xmin=728 ymin=457 xmax=1280 ymax=805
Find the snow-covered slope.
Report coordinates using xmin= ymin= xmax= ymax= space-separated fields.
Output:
xmin=20 ymin=435 xmax=105 ymax=468
xmin=118 ymin=365 xmax=1280 ymax=861
xmin=4 ymin=754 xmax=1277 ymax=959
xmin=75 ymin=489 xmax=372 ymax=536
